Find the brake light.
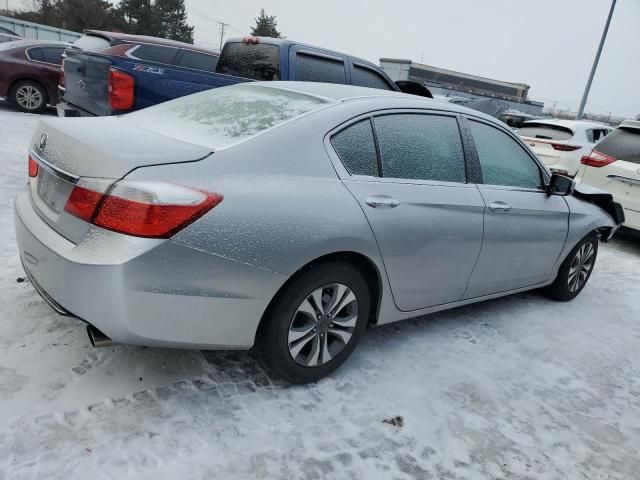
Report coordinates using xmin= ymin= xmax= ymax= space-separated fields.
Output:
xmin=580 ymin=150 xmax=616 ymax=168
xmin=59 ymin=58 xmax=65 ymax=88
xmin=551 ymin=143 xmax=581 ymax=152
xmin=28 ymin=155 xmax=38 ymax=177
xmin=242 ymin=36 xmax=260 ymax=44
xmin=108 ymin=68 xmax=135 ymax=110
xmin=64 ymin=181 xmax=223 ymax=238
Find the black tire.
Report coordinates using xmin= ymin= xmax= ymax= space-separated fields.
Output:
xmin=257 ymin=262 xmax=370 ymax=384
xmin=9 ymin=80 xmax=47 ymax=113
xmin=543 ymin=232 xmax=598 ymax=301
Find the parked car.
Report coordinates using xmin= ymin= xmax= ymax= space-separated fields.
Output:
xmin=0 ymin=39 xmax=69 ymax=112
xmin=57 ymin=30 xmax=220 ymax=117
xmin=56 ymin=34 xmax=420 ymax=117
xmin=16 ymin=82 xmax=622 ymax=383
xmin=576 ymin=120 xmax=640 ymax=232
xmin=519 ymin=119 xmax=612 ymax=177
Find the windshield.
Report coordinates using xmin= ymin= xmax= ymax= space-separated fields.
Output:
xmin=123 ymin=84 xmax=330 ymax=149
xmin=595 ymin=127 xmax=640 ymax=164
xmin=216 ymin=42 xmax=280 ymax=80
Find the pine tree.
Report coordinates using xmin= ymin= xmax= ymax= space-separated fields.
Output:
xmin=156 ymin=0 xmax=193 ymax=43
xmin=250 ymin=8 xmax=282 ymax=38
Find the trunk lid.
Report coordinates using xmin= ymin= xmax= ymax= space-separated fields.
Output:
xmin=28 ymin=116 xmax=212 ymax=242
xmin=63 ymin=49 xmax=112 ymax=116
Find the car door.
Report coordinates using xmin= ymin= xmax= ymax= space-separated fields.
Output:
xmin=330 ymin=111 xmax=485 ymax=311
xmin=463 ymin=117 xmax=569 ymax=298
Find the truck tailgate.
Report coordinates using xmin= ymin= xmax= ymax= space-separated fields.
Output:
xmin=64 ymin=50 xmax=111 ymax=116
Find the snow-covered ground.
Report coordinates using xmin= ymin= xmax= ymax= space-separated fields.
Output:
xmin=1 ymin=101 xmax=640 ymax=479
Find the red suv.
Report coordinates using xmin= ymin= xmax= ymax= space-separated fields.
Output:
xmin=0 ymin=40 xmax=69 ymax=113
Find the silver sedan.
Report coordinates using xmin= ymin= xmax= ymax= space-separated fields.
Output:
xmin=15 ymin=82 xmax=622 ymax=383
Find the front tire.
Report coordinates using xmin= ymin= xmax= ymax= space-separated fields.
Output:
xmin=10 ymin=80 xmax=47 ymax=113
xmin=258 ymin=262 xmax=370 ymax=384
xmin=544 ymin=233 xmax=598 ymax=301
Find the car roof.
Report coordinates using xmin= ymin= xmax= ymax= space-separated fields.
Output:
xmin=83 ymin=30 xmax=218 ymax=55
xmin=252 ymin=81 xmax=501 ymax=122
xmin=225 ymin=36 xmax=381 ymax=70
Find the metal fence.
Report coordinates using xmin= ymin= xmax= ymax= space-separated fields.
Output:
xmin=0 ymin=15 xmax=81 ymax=42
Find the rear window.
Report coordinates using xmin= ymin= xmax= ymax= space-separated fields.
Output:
xmin=73 ymin=34 xmax=111 ymax=52
xmin=124 ymin=84 xmax=329 ymax=149
xmin=216 ymin=42 xmax=280 ymax=80
xmin=595 ymin=127 xmax=640 ymax=164
xmin=518 ymin=123 xmax=573 ymax=141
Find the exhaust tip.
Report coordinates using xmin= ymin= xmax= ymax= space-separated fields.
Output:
xmin=87 ymin=325 xmax=113 ymax=348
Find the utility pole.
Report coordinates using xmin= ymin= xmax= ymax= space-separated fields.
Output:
xmin=218 ymin=21 xmax=229 ymax=51
xmin=576 ymin=0 xmax=617 ymax=119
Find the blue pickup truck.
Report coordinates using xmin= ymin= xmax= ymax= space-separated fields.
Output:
xmin=57 ymin=32 xmax=430 ymax=117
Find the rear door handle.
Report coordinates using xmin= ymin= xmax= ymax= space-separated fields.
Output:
xmin=365 ymin=196 xmax=400 ymax=209
xmin=489 ymin=201 xmax=511 ymax=212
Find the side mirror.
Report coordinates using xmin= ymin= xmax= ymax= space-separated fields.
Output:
xmin=547 ymin=173 xmax=575 ymax=196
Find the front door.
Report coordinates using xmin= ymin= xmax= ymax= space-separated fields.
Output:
xmin=464 ymin=118 xmax=569 ymax=298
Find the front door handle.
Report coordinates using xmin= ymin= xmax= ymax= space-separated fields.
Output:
xmin=489 ymin=201 xmax=511 ymax=212
xmin=365 ymin=196 xmax=400 ymax=209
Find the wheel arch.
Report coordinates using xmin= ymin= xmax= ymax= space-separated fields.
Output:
xmin=8 ymin=77 xmax=49 ymax=104
xmin=254 ymin=250 xmax=383 ymax=346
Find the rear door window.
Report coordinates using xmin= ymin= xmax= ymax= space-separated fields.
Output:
xmin=130 ymin=44 xmax=179 ymax=65
xmin=178 ymin=50 xmax=219 ymax=72
xmin=374 ymin=114 xmax=465 ymax=182
xmin=217 ymin=42 xmax=280 ymax=80
xmin=595 ymin=127 xmax=640 ymax=164
xmin=470 ymin=120 xmax=543 ymax=189
xmin=331 ymin=120 xmax=379 ymax=176
xmin=518 ymin=123 xmax=573 ymax=141
xmin=352 ymin=64 xmax=393 ymax=90
xmin=295 ymin=52 xmax=346 ymax=84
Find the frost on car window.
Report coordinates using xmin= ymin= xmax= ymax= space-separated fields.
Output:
xmin=124 ymin=84 xmax=329 ymax=149
xmin=374 ymin=114 xmax=465 ymax=182
xmin=331 ymin=120 xmax=378 ymax=176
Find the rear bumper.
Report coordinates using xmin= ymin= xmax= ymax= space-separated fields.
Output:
xmin=14 ymin=191 xmax=288 ymax=349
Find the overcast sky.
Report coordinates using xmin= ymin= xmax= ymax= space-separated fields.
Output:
xmin=10 ymin=0 xmax=638 ymax=117
xmin=184 ymin=0 xmax=638 ymax=117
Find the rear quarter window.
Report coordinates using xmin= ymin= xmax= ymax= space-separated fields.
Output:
xmin=518 ymin=123 xmax=573 ymax=141
xmin=178 ymin=50 xmax=218 ymax=72
xmin=217 ymin=42 xmax=280 ymax=80
xmin=331 ymin=120 xmax=378 ymax=176
xmin=595 ymin=128 xmax=640 ymax=164
xmin=129 ymin=44 xmax=179 ymax=65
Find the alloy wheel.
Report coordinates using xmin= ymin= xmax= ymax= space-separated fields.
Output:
xmin=568 ymin=242 xmax=595 ymax=293
xmin=288 ymin=283 xmax=358 ymax=367
xmin=16 ymin=85 xmax=43 ymax=111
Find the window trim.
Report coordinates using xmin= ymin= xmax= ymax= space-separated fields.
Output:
xmin=325 ymin=108 xmax=475 ymax=188
xmin=462 ymin=114 xmax=550 ymax=192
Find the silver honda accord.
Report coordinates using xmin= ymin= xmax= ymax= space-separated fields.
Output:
xmin=15 ymin=82 xmax=622 ymax=383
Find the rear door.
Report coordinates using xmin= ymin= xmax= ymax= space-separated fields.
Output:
xmin=581 ymin=126 xmax=640 ymax=228
xmin=464 ymin=117 xmax=569 ymax=298
xmin=330 ymin=111 xmax=485 ymax=311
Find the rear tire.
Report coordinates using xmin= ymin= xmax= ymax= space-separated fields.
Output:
xmin=543 ymin=233 xmax=598 ymax=301
xmin=10 ymin=80 xmax=47 ymax=113
xmin=257 ymin=262 xmax=370 ymax=384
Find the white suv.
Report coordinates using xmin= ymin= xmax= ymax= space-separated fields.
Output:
xmin=519 ymin=119 xmax=612 ymax=177
xmin=576 ymin=120 xmax=640 ymax=232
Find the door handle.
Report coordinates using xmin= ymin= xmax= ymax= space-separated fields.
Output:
xmin=489 ymin=201 xmax=511 ymax=212
xmin=365 ymin=196 xmax=400 ymax=209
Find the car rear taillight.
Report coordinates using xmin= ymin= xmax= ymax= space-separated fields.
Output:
xmin=580 ymin=150 xmax=616 ymax=168
xmin=551 ymin=143 xmax=581 ymax=152
xmin=64 ymin=180 xmax=222 ymax=238
xmin=59 ymin=58 xmax=65 ymax=88
xmin=28 ymin=155 xmax=38 ymax=177
xmin=108 ymin=68 xmax=135 ymax=111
